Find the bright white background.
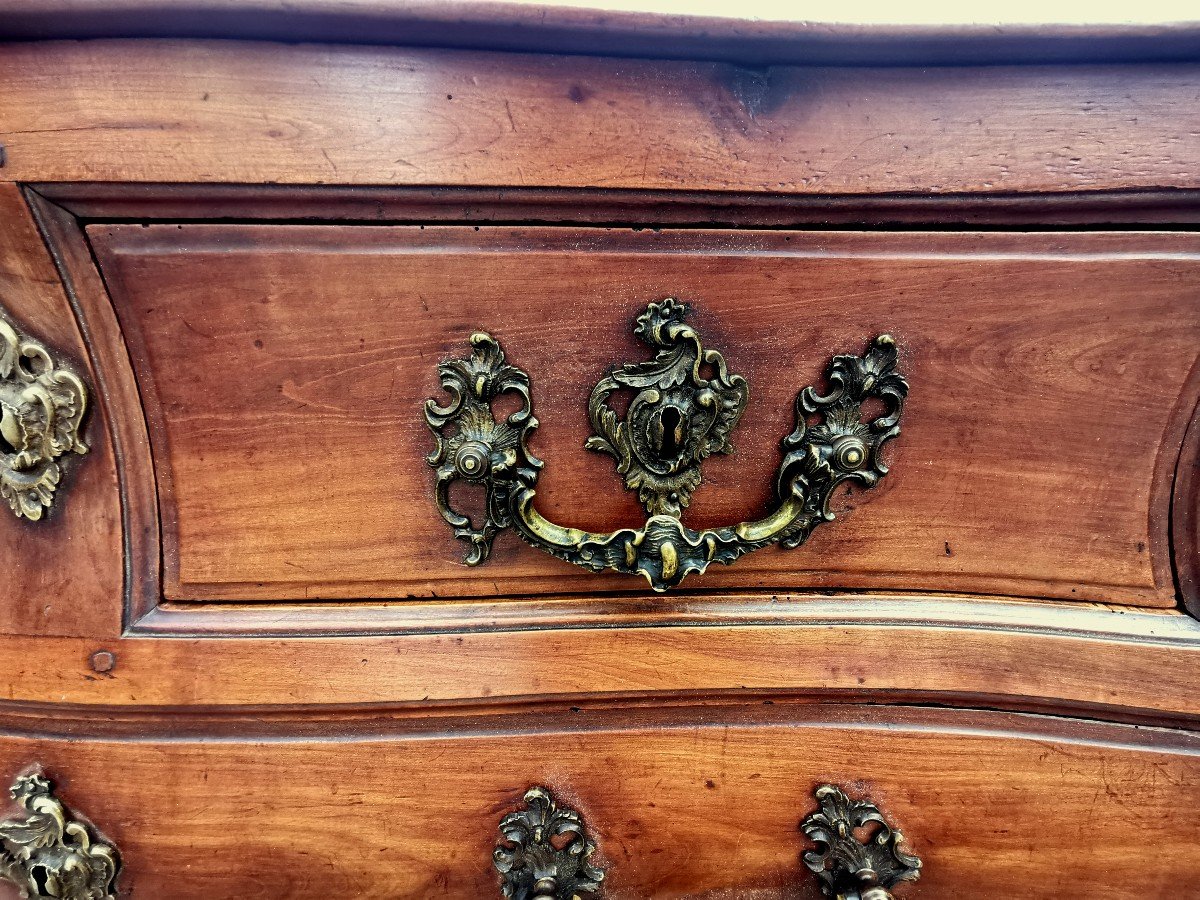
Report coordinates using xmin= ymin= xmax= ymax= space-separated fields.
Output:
xmin=516 ymin=0 xmax=1200 ymax=25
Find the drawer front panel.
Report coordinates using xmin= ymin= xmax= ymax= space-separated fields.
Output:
xmin=0 ymin=707 xmax=1195 ymax=899
xmin=89 ymin=226 xmax=1200 ymax=605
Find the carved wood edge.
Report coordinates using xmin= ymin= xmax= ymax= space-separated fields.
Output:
xmin=34 ymin=183 xmax=1200 ymax=228
xmin=23 ymin=188 xmax=162 ymax=627
xmin=1172 ymin=393 xmax=1200 ymax=620
xmin=5 ymin=7 xmax=1200 ymax=67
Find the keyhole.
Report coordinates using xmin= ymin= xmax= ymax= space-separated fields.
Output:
xmin=657 ymin=406 xmax=685 ymax=459
xmin=31 ymin=865 xmax=50 ymax=896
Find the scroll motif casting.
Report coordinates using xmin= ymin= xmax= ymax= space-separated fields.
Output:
xmin=587 ymin=298 xmax=747 ymax=517
xmin=0 ymin=312 xmax=89 ymax=520
xmin=426 ymin=299 xmax=907 ymax=591
xmin=800 ymin=784 xmax=921 ymax=900
xmin=0 ymin=771 xmax=120 ymax=899
xmin=493 ymin=786 xmax=604 ymax=900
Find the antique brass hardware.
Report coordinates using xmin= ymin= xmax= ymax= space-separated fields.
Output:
xmin=800 ymin=784 xmax=921 ymax=900
xmin=0 ymin=770 xmax=120 ymax=899
xmin=493 ymin=786 xmax=604 ymax=900
xmin=426 ymin=299 xmax=907 ymax=590
xmin=0 ymin=309 xmax=89 ymax=521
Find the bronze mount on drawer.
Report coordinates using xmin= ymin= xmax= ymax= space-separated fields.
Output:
xmin=489 ymin=782 xmax=921 ymax=899
xmin=0 ymin=769 xmax=120 ymax=900
xmin=0 ymin=305 xmax=90 ymax=522
xmin=0 ymin=771 xmax=921 ymax=899
xmin=801 ymin=784 xmax=922 ymax=900
xmin=426 ymin=298 xmax=908 ymax=590
xmin=494 ymin=786 xmax=605 ymax=900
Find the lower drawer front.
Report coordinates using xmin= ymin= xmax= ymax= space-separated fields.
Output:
xmin=0 ymin=707 xmax=1194 ymax=899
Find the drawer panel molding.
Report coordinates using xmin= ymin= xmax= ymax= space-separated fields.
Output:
xmin=86 ymin=223 xmax=1199 ymax=606
xmin=0 ymin=308 xmax=89 ymax=522
xmin=0 ymin=768 xmax=119 ymax=899
xmin=426 ymin=298 xmax=907 ymax=591
xmin=802 ymin=784 xmax=922 ymax=900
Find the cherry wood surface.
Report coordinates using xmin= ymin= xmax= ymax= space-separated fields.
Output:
xmin=23 ymin=188 xmax=164 ymax=630
xmin=0 ymin=704 xmax=1194 ymax=898
xmin=1 ymin=599 xmax=1198 ymax=724
xmin=88 ymin=224 xmax=1200 ymax=606
xmin=3 ymin=26 xmax=1200 ymax=897
xmin=0 ymin=185 xmax=123 ymax=637
xmin=2 ymin=42 xmax=1200 ymax=195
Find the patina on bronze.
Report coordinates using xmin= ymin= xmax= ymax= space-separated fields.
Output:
xmin=0 ymin=770 xmax=120 ymax=899
xmin=801 ymin=784 xmax=921 ymax=900
xmin=0 ymin=308 xmax=89 ymax=521
xmin=426 ymin=299 xmax=908 ymax=591
xmin=493 ymin=786 xmax=604 ymax=900
xmin=586 ymin=297 xmax=748 ymax=518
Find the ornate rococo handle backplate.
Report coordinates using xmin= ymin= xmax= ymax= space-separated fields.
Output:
xmin=426 ymin=299 xmax=907 ymax=591
xmin=493 ymin=786 xmax=604 ymax=900
xmin=0 ymin=770 xmax=120 ymax=899
xmin=0 ymin=308 xmax=89 ymax=521
xmin=800 ymin=784 xmax=921 ymax=900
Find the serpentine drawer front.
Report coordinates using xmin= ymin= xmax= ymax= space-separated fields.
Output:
xmin=87 ymin=226 xmax=1200 ymax=606
xmin=0 ymin=707 xmax=1195 ymax=896
xmin=2 ymin=8 xmax=1200 ymax=898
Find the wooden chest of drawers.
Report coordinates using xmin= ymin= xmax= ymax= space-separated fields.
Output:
xmin=0 ymin=4 xmax=1199 ymax=897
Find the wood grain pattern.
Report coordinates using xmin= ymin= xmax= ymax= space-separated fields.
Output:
xmin=2 ymin=27 xmax=1200 ymax=899
xmin=3 ymin=41 xmax=1200 ymax=194
xmin=1 ymin=600 xmax=1198 ymax=723
xmin=88 ymin=225 xmax=1200 ymax=605
xmin=0 ymin=185 xmax=122 ymax=638
xmin=0 ymin=705 xmax=1195 ymax=898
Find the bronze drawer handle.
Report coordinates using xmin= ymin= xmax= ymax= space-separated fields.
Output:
xmin=426 ymin=299 xmax=908 ymax=591
xmin=801 ymin=784 xmax=921 ymax=900
xmin=0 ymin=769 xmax=120 ymax=899
xmin=0 ymin=308 xmax=90 ymax=521
xmin=494 ymin=786 xmax=604 ymax=900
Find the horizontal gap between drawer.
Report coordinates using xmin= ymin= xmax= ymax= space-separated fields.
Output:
xmin=0 ymin=696 xmax=1197 ymax=743
xmin=32 ymin=183 xmax=1200 ymax=230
